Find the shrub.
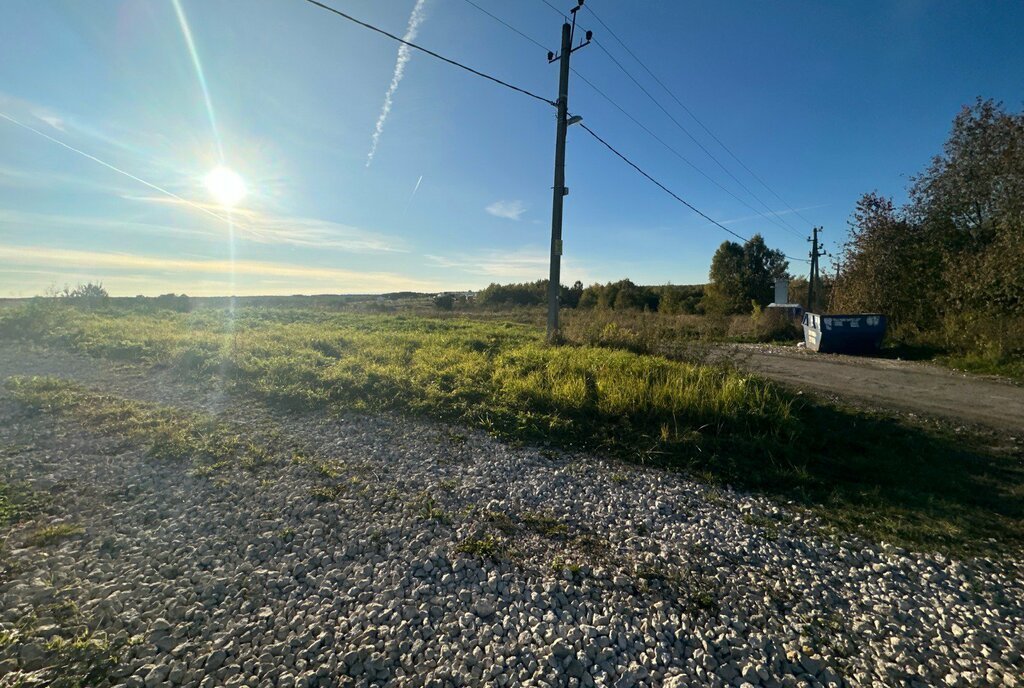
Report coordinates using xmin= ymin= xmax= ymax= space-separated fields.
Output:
xmin=752 ymin=306 xmax=801 ymax=343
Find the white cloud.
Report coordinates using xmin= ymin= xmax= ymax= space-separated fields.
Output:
xmin=366 ymin=0 xmax=429 ymax=167
xmin=34 ymin=111 xmax=65 ymax=131
xmin=0 ymin=244 xmax=444 ymax=296
xmin=485 ymin=200 xmax=527 ymax=221
xmin=0 ymin=203 xmax=408 ymax=255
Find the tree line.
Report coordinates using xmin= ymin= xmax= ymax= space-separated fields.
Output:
xmin=830 ymin=98 xmax=1023 ymax=360
xmin=472 ymin=279 xmax=707 ymax=314
xmin=472 ymin=231 xmax=797 ymax=317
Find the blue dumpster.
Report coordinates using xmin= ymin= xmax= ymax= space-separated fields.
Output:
xmin=802 ymin=313 xmax=887 ymax=354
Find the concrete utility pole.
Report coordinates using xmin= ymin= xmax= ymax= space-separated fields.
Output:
xmin=807 ymin=226 xmax=825 ymax=313
xmin=546 ymin=1 xmax=591 ymax=343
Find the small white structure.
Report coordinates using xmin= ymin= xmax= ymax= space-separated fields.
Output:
xmin=773 ymin=278 xmax=788 ymax=305
xmin=767 ymin=278 xmax=803 ymax=318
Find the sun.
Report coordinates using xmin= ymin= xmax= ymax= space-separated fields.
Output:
xmin=204 ymin=166 xmax=247 ymax=207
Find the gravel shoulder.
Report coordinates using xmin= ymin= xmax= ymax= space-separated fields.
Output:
xmin=727 ymin=344 xmax=1023 ymax=435
xmin=1 ymin=345 xmax=1022 ymax=688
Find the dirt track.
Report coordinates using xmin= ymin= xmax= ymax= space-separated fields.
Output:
xmin=729 ymin=344 xmax=1023 ymax=435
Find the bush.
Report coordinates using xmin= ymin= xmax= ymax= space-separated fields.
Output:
xmin=153 ymin=293 xmax=191 ymax=312
xmin=751 ymin=305 xmax=801 ymax=342
xmin=55 ymin=282 xmax=108 ymax=308
xmin=434 ymin=294 xmax=455 ymax=311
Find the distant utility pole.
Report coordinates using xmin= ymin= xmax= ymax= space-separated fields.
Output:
xmin=807 ymin=226 xmax=825 ymax=313
xmin=546 ymin=0 xmax=592 ymax=343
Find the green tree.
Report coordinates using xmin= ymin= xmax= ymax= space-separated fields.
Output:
xmin=701 ymin=235 xmax=789 ymax=314
xmin=833 ymin=98 xmax=1024 ymax=356
xmin=830 ymin=192 xmax=936 ymax=325
xmin=563 ymin=280 xmax=584 ymax=309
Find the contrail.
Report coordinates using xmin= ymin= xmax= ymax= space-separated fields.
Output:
xmin=366 ymin=0 xmax=429 ymax=167
xmin=404 ymin=174 xmax=424 ymax=213
xmin=0 ymin=111 xmax=234 ymax=227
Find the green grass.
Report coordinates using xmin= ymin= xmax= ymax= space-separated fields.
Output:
xmin=455 ymin=533 xmax=507 ymax=559
xmin=521 ymin=511 xmax=569 ymax=537
xmin=6 ymin=376 xmax=280 ymax=478
xmin=941 ymin=352 xmax=1024 ymax=381
xmin=0 ymin=625 xmax=133 ymax=688
xmin=3 ymin=302 xmax=1024 ymax=556
xmin=25 ymin=523 xmax=84 ymax=547
xmin=879 ymin=340 xmax=1024 ymax=382
xmin=0 ymin=480 xmax=48 ymax=527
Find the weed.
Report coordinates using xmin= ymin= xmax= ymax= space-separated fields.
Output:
xmin=688 ymin=585 xmax=720 ymax=615
xmin=42 ymin=598 xmax=80 ymax=623
xmin=521 ymin=511 xmax=569 ymax=537
xmin=550 ymin=555 xmax=581 ymax=574
xmin=455 ymin=533 xmax=506 ymax=559
xmin=446 ymin=431 xmax=467 ymax=446
xmin=802 ymin=610 xmax=856 ymax=660
xmin=6 ymin=377 xmax=293 ymax=482
xmin=438 ymin=478 xmax=460 ymax=492
xmin=44 ymin=630 xmax=132 ymax=688
xmin=575 ymin=533 xmax=611 ymax=555
xmin=742 ymin=513 xmax=782 ymax=538
xmin=26 ymin=523 xmax=84 ymax=547
xmin=704 ymin=487 xmax=729 ymax=507
xmin=411 ymin=491 xmax=447 ymax=521
xmin=0 ymin=480 xmax=48 ymax=527
xmin=310 ymin=485 xmax=342 ymax=502
xmin=479 ymin=509 xmax=517 ymax=534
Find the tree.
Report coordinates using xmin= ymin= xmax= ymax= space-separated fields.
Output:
xmin=475 ymin=281 xmax=547 ymax=308
xmin=743 ymin=235 xmax=790 ymax=306
xmin=575 ymin=280 xmax=660 ymax=311
xmin=154 ymin=293 xmax=191 ymax=312
xmin=830 ymin=192 xmax=937 ymax=325
xmin=563 ymin=280 xmax=584 ymax=309
xmin=61 ymin=282 xmax=108 ymax=300
xmin=911 ymin=99 xmax=1024 ymax=320
xmin=832 ymin=98 xmax=1024 ymax=348
xmin=701 ymin=235 xmax=789 ymax=314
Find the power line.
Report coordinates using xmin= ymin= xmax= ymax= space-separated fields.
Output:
xmin=537 ymin=0 xmax=568 ymax=19
xmin=300 ymin=0 xmax=555 ymax=107
xmin=461 ymin=0 xmax=551 ymax=52
xmin=571 ymin=67 xmax=807 ymax=240
xmin=592 ymin=39 xmax=804 ymax=239
xmin=452 ymin=0 xmax=805 ymax=241
xmin=584 ymin=2 xmax=816 ymax=228
xmin=303 ymin=0 xmax=806 ymax=263
xmin=578 ymin=121 xmax=809 ymax=262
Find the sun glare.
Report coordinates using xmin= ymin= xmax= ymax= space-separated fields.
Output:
xmin=204 ymin=166 xmax=247 ymax=207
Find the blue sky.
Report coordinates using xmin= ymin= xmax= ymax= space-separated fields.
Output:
xmin=1 ymin=0 xmax=1022 ymax=296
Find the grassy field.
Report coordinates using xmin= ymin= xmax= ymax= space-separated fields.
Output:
xmin=2 ymin=300 xmax=1022 ymax=556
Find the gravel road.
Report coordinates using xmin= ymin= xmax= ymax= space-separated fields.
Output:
xmin=1 ymin=346 xmax=1022 ymax=688
xmin=729 ymin=345 xmax=1023 ymax=435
